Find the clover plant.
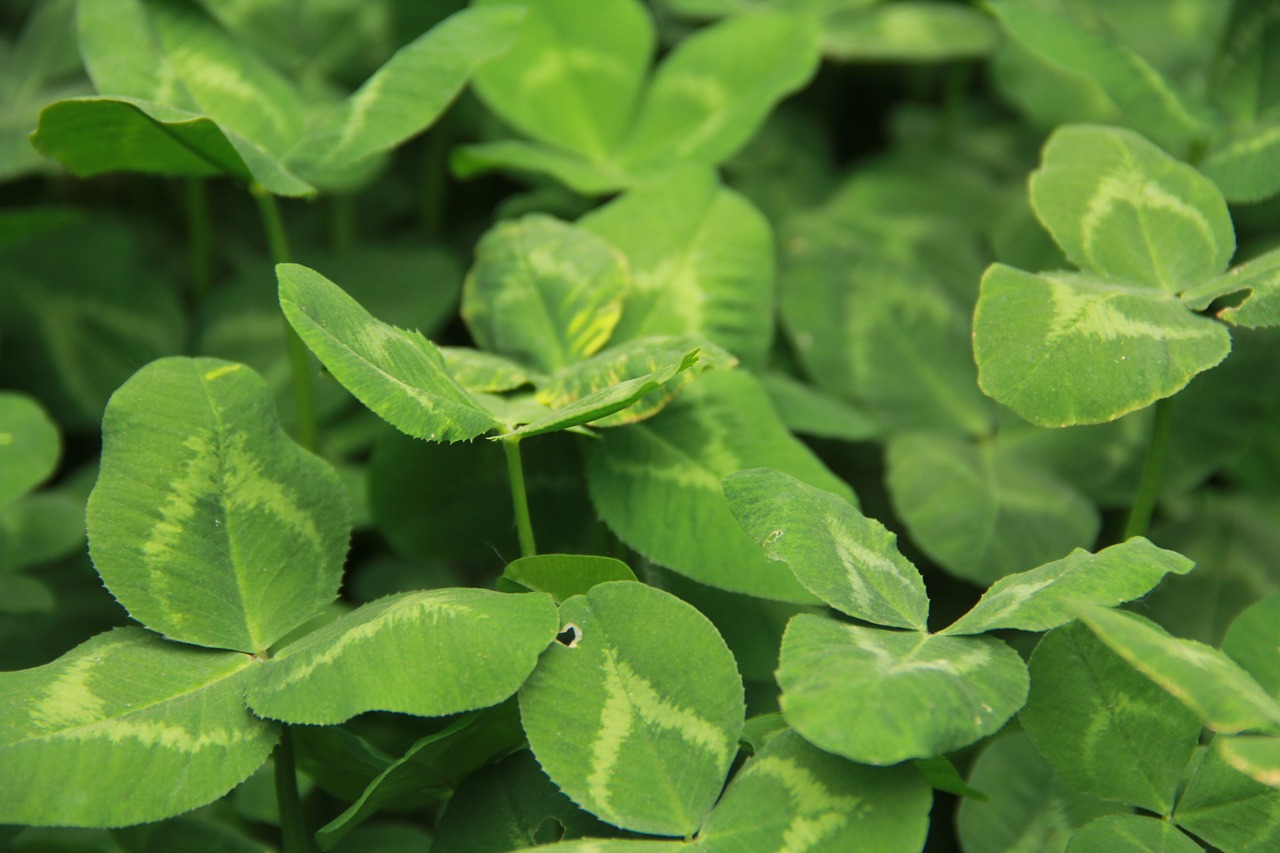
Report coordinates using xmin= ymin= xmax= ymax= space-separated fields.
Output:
xmin=3 ymin=0 xmax=1280 ymax=852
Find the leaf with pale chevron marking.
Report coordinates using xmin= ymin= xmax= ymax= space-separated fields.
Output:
xmin=723 ymin=467 xmax=928 ymax=631
xmin=1202 ymin=114 xmax=1280 ymax=204
xmin=1073 ymin=603 xmax=1280 ymax=734
xmin=777 ymin=615 xmax=1028 ymax=765
xmin=1065 ymin=814 xmax=1202 ymax=852
xmin=502 ymin=554 xmax=637 ymax=603
xmin=462 ymin=215 xmax=630 ymax=375
xmin=1020 ymin=622 xmax=1201 ymax=814
xmin=0 ymin=627 xmax=279 ymax=827
xmin=974 ymin=266 xmax=1231 ymax=426
xmin=440 ymin=347 xmax=534 ymax=393
xmin=585 ymin=370 xmax=854 ymax=603
xmin=530 ymin=336 xmax=736 ymax=431
xmin=278 ymin=263 xmax=500 ymax=442
xmin=693 ymin=729 xmax=931 ymax=853
xmin=1182 ymin=246 xmax=1280 ymax=330
xmin=247 ymin=588 xmax=558 ymax=724
xmin=519 ymin=581 xmax=744 ymax=836
xmin=1029 ymin=125 xmax=1234 ymax=293
xmin=86 ymin=357 xmax=350 ymax=653
xmin=0 ymin=392 xmax=60 ymax=509
xmin=942 ymin=538 xmax=1193 ymax=636
xmin=1219 ymin=736 xmax=1280 ymax=789
xmin=1173 ymin=738 xmax=1280 ymax=852
xmin=579 ymin=165 xmax=774 ymax=368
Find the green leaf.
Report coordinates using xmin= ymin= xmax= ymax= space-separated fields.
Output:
xmin=1201 ymin=114 xmax=1280 ymax=204
xmin=441 ymin=348 xmax=533 ymax=394
xmin=86 ymin=357 xmax=350 ymax=653
xmin=942 ymin=538 xmax=1193 ymax=636
xmin=585 ymin=370 xmax=854 ymax=603
xmin=451 ymin=138 xmax=632 ymax=196
xmin=0 ymin=574 xmax=55 ymax=615
xmin=0 ymin=392 xmax=60 ymax=509
xmin=579 ymin=165 xmax=775 ymax=369
xmin=462 ymin=215 xmax=630 ymax=374
xmin=431 ymin=750 xmax=615 ymax=853
xmin=987 ymin=5 xmax=1212 ymax=152
xmin=759 ymin=371 xmax=879 ymax=442
xmin=284 ymin=6 xmax=525 ymax=182
xmin=0 ymin=627 xmax=279 ymax=827
xmin=957 ymin=733 xmax=1129 ymax=853
xmin=973 ymin=266 xmax=1232 ymax=427
xmin=532 ymin=336 xmax=736 ymax=429
xmin=1224 ymin=592 xmax=1280 ymax=698
xmin=113 ymin=813 xmax=274 ymax=853
xmin=1020 ymin=622 xmax=1201 ymax=814
xmin=31 ymin=96 xmax=313 ymax=196
xmin=693 ymin=729 xmax=932 ymax=852
xmin=76 ymin=0 xmax=190 ymax=104
xmin=886 ymin=432 xmax=1099 ymax=586
xmin=913 ymin=754 xmax=988 ymax=802
xmin=723 ymin=467 xmax=928 ymax=631
xmin=1174 ymin=740 xmax=1280 ymax=852
xmin=1065 ymin=815 xmax=1201 ymax=853
xmin=278 ymin=263 xmax=499 ymax=442
xmin=821 ymin=2 xmax=999 ymax=62
xmin=1219 ymin=735 xmax=1280 ymax=789
xmin=471 ymin=0 xmax=654 ymax=160
xmin=618 ymin=11 xmax=820 ymax=172
xmin=1183 ymin=246 xmax=1280 ymax=330
xmin=502 ymin=555 xmax=637 ymax=603
xmin=247 ymin=588 xmax=558 ymax=724
xmin=0 ymin=491 xmax=87 ymax=574
xmin=315 ymin=704 xmax=527 ymax=850
xmin=518 ymin=581 xmax=744 ymax=836
xmin=777 ymin=615 xmax=1029 ymax=765
xmin=1029 ymin=125 xmax=1234 ymax=293
xmin=1073 ymin=603 xmax=1280 ymax=733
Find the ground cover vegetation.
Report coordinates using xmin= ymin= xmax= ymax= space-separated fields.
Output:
xmin=2 ymin=0 xmax=1280 ymax=850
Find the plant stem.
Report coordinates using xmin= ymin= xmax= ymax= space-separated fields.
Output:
xmin=273 ymin=728 xmax=314 ymax=853
xmin=503 ymin=438 xmax=537 ymax=558
xmin=185 ymin=177 xmax=213 ymax=302
xmin=1123 ymin=396 xmax=1175 ymax=540
xmin=251 ymin=183 xmax=318 ymax=453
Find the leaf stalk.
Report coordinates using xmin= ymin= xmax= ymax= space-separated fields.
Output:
xmin=1123 ymin=396 xmax=1174 ymax=540
xmin=504 ymin=437 xmax=538 ymax=558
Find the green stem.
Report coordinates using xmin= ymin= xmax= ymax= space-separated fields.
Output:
xmin=1123 ymin=396 xmax=1175 ymax=540
xmin=185 ymin=177 xmax=213 ymax=302
xmin=273 ymin=728 xmax=314 ymax=853
xmin=251 ymin=184 xmax=318 ymax=453
xmin=503 ymin=438 xmax=537 ymax=558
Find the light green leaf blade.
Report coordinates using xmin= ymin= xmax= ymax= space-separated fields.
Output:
xmin=579 ymin=165 xmax=775 ymax=369
xmin=988 ymin=4 xmax=1212 ymax=152
xmin=470 ymin=0 xmax=654 ymax=159
xmin=86 ymin=357 xmax=350 ymax=653
xmin=1219 ymin=735 xmax=1280 ymax=789
xmin=619 ymin=11 xmax=820 ymax=171
xmin=0 ymin=392 xmax=60 ymax=509
xmin=285 ymin=6 xmax=525 ymax=182
xmin=1065 ymin=815 xmax=1201 ymax=853
xmin=76 ymin=0 xmax=190 ymax=106
xmin=1020 ymin=622 xmax=1201 ymax=814
xmin=1224 ymin=592 xmax=1280 ymax=698
xmin=943 ymin=538 xmax=1194 ymax=636
xmin=1183 ymin=246 xmax=1280 ymax=330
xmin=450 ymin=138 xmax=632 ymax=195
xmin=1074 ymin=603 xmax=1280 ymax=733
xmin=723 ymin=467 xmax=928 ymax=631
xmin=519 ymin=581 xmax=744 ymax=836
xmin=277 ymin=263 xmax=499 ymax=442
xmin=1202 ymin=114 xmax=1280 ymax=203
xmin=1029 ymin=124 xmax=1234 ymax=292
xmin=1174 ymin=739 xmax=1280 ymax=852
xmin=30 ymin=96 xmax=313 ymax=196
xmin=0 ymin=491 xmax=87 ymax=574
xmin=0 ymin=627 xmax=279 ymax=827
xmin=530 ymin=336 xmax=736 ymax=431
xmin=974 ymin=266 xmax=1232 ymax=427
xmin=248 ymin=589 xmax=558 ymax=724
xmin=585 ymin=370 xmax=854 ymax=603
xmin=440 ymin=347 xmax=533 ymax=394
xmin=694 ymin=728 xmax=931 ymax=853
xmin=462 ymin=214 xmax=629 ymax=374
xmin=777 ymin=615 xmax=1029 ymax=765
xmin=821 ymin=2 xmax=998 ymax=62
xmin=759 ymin=371 xmax=879 ymax=442
xmin=886 ymin=431 xmax=1099 ymax=586
xmin=502 ymin=555 xmax=637 ymax=604
xmin=957 ymin=733 xmax=1129 ymax=853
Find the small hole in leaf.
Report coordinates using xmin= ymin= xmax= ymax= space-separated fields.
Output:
xmin=556 ymin=623 xmax=581 ymax=647
xmin=533 ymin=817 xmax=565 ymax=844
